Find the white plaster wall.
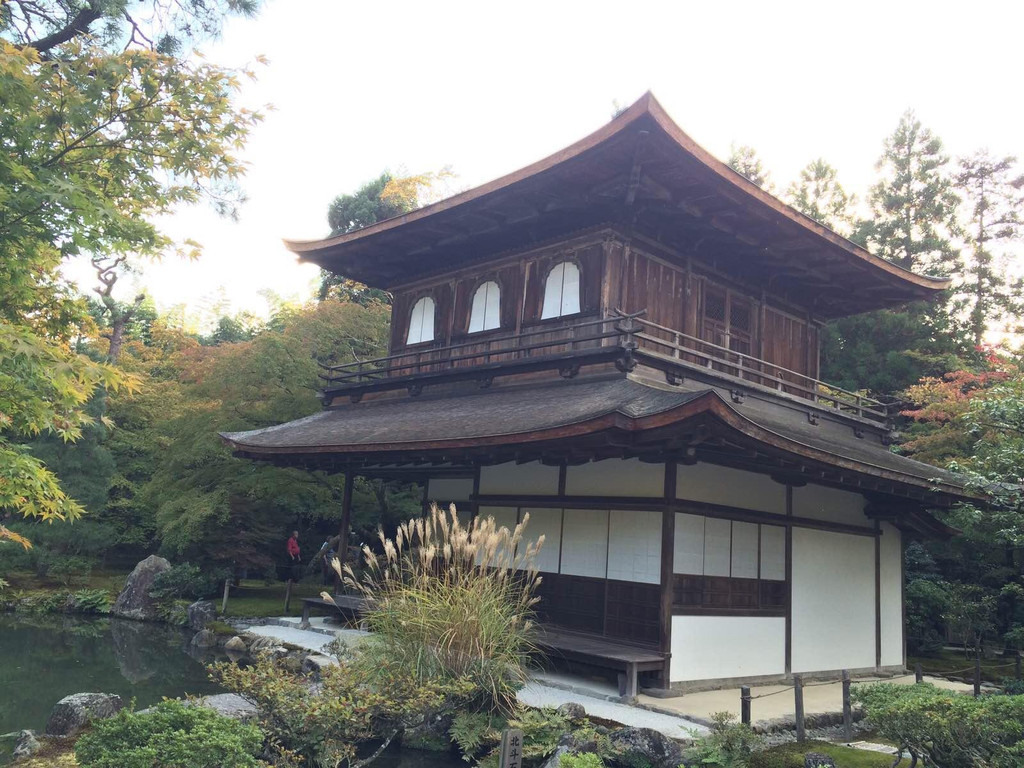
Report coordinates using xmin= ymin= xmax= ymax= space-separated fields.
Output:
xmin=520 ymin=507 xmax=562 ymax=573
xmin=426 ymin=477 xmax=474 ymax=506
xmin=677 ymin=463 xmax=785 ymax=514
xmin=792 ymin=484 xmax=869 ymax=526
xmin=674 ymin=513 xmax=705 ymax=575
xmin=565 ymin=459 xmax=664 ymax=497
xmin=560 ymin=509 xmax=608 ymax=578
xmin=607 ymin=510 xmax=661 ymax=584
xmin=479 ymin=462 xmax=559 ymax=495
xmin=791 ymin=528 xmax=875 ymax=673
xmin=671 ymin=616 xmax=786 ymax=682
xmin=880 ymin=522 xmax=904 ymax=667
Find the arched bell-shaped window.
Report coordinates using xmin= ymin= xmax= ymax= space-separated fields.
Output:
xmin=468 ymin=281 xmax=501 ymax=333
xmin=540 ymin=261 xmax=581 ymax=319
xmin=406 ymin=296 xmax=435 ymax=344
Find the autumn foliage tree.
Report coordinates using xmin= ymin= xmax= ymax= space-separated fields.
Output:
xmin=0 ymin=3 xmax=262 ymax=546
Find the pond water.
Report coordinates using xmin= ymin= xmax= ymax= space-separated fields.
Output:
xmin=0 ymin=613 xmax=223 ymax=760
xmin=0 ymin=613 xmax=466 ymax=768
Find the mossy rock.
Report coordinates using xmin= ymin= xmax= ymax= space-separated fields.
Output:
xmin=206 ymin=620 xmax=237 ymax=636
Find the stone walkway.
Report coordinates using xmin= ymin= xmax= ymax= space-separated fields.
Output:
xmin=518 ymin=681 xmax=707 ymax=738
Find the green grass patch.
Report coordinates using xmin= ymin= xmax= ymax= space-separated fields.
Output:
xmin=751 ymin=740 xmax=909 ymax=768
xmin=4 ymin=569 xmax=127 ymax=595
xmin=908 ymin=647 xmax=1019 ymax=684
xmin=221 ymin=579 xmax=325 ymax=618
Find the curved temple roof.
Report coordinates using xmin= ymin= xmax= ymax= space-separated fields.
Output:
xmin=221 ymin=375 xmax=970 ymax=510
xmin=285 ymin=92 xmax=948 ymax=318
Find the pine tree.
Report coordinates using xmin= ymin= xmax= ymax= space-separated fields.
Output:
xmin=953 ymin=152 xmax=1024 ymax=346
xmin=786 ymin=159 xmax=854 ymax=235
xmin=727 ymin=145 xmax=773 ymax=191
xmin=857 ymin=110 xmax=962 ymax=276
xmin=821 ymin=112 xmax=970 ymax=395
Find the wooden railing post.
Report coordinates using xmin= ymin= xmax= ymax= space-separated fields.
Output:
xmin=740 ymin=685 xmax=751 ymax=726
xmin=974 ymin=652 xmax=982 ymax=697
xmin=841 ymin=670 xmax=853 ymax=742
xmin=793 ymin=675 xmax=805 ymax=742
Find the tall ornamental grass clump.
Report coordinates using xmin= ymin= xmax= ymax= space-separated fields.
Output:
xmin=332 ymin=504 xmax=543 ymax=711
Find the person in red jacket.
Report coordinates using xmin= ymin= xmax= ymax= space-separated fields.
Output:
xmin=286 ymin=531 xmax=300 ymax=562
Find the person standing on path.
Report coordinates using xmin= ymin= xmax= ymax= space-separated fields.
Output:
xmin=286 ymin=530 xmax=301 ymax=562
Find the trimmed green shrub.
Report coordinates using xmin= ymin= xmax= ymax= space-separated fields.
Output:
xmin=74 ymin=699 xmax=265 ymax=768
xmin=854 ymin=682 xmax=1024 ymax=767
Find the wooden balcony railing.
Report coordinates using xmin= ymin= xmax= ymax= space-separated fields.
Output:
xmin=317 ymin=310 xmax=890 ymax=424
xmin=623 ymin=314 xmax=888 ymax=423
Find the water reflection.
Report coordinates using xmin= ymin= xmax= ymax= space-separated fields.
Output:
xmin=0 ymin=614 xmax=224 ymax=738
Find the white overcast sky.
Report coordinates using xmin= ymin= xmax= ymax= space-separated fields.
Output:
xmin=68 ymin=0 xmax=1024 ymax=325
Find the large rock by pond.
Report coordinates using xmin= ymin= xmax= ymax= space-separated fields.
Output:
xmin=609 ymin=726 xmax=683 ymax=768
xmin=195 ymin=694 xmax=258 ymax=723
xmin=45 ymin=693 xmax=124 ymax=737
xmin=111 ymin=555 xmax=171 ymax=621
xmin=191 ymin=629 xmax=217 ymax=648
xmin=187 ymin=599 xmax=216 ymax=630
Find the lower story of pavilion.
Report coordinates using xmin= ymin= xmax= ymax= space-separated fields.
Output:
xmin=222 ymin=378 xmax=967 ymax=691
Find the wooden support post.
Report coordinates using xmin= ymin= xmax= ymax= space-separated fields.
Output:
xmin=284 ymin=579 xmax=293 ymax=614
xmin=740 ymin=685 xmax=751 ymax=726
xmin=1016 ymin=651 xmax=1022 ymax=681
xmin=974 ymin=652 xmax=982 ymax=697
xmin=793 ymin=675 xmax=805 ymax=743
xmin=841 ymin=670 xmax=852 ymax=742
xmin=221 ymin=578 xmax=230 ymax=615
xmin=914 ymin=662 xmax=923 ymax=684
xmin=338 ymin=472 xmax=354 ymax=580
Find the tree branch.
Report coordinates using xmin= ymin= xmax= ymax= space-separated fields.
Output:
xmin=24 ymin=3 xmax=104 ymax=55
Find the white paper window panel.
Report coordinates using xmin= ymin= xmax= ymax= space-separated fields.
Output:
xmin=519 ymin=507 xmax=561 ymax=573
xmin=406 ymin=297 xmax=435 ymax=344
xmin=607 ymin=510 xmax=661 ymax=584
xmin=731 ymin=521 xmax=759 ymax=579
xmin=468 ymin=281 xmax=501 ymax=333
xmin=676 ymin=462 xmax=785 ymax=514
xmin=674 ymin=513 xmax=705 ymax=575
xmin=426 ymin=477 xmax=474 ymax=506
xmin=541 ymin=261 xmax=581 ymax=319
xmin=564 ymin=458 xmax=664 ymax=497
xmin=479 ymin=461 xmax=559 ymax=495
xmin=760 ymin=524 xmax=786 ymax=581
xmin=559 ymin=508 xmax=608 ymax=579
xmin=476 ymin=506 xmax=518 ymax=566
xmin=703 ymin=517 xmax=732 ymax=577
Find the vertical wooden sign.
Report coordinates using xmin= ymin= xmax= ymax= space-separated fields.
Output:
xmin=499 ymin=728 xmax=524 ymax=768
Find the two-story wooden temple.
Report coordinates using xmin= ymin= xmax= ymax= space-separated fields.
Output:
xmin=223 ymin=93 xmax=973 ymax=694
